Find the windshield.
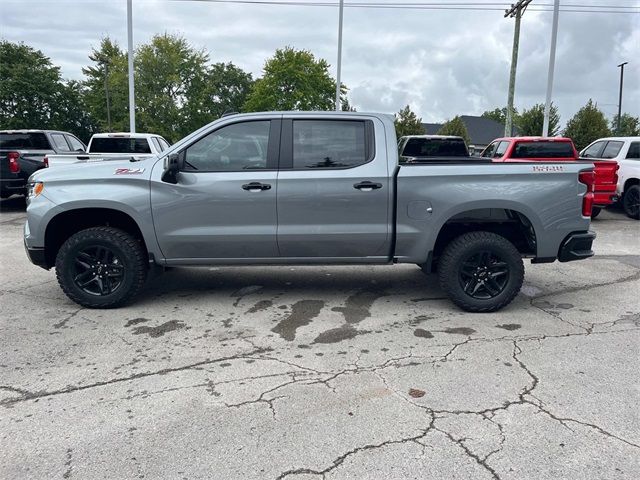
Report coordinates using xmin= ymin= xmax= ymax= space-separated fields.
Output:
xmin=90 ymin=137 xmax=152 ymax=154
xmin=0 ymin=132 xmax=51 ymax=149
xmin=402 ymin=138 xmax=468 ymax=157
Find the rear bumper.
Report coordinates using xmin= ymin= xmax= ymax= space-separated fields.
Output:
xmin=1 ymin=178 xmax=26 ymax=195
xmin=558 ymin=231 xmax=596 ymax=262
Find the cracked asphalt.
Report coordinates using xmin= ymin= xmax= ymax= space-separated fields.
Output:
xmin=1 ymin=196 xmax=638 ymax=480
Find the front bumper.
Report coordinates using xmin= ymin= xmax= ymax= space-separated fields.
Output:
xmin=24 ymin=241 xmax=49 ymax=269
xmin=558 ymin=231 xmax=596 ymax=263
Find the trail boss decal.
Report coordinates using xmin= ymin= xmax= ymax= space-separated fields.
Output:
xmin=114 ymin=168 xmax=145 ymax=175
xmin=532 ymin=165 xmax=565 ymax=172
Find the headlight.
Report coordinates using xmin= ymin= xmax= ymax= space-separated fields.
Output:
xmin=27 ymin=181 xmax=44 ymax=198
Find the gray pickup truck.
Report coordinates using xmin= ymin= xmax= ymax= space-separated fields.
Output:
xmin=24 ymin=112 xmax=596 ymax=312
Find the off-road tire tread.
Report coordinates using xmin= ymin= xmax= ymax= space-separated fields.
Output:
xmin=622 ymin=185 xmax=640 ymax=220
xmin=55 ymin=226 xmax=147 ymax=308
xmin=437 ymin=231 xmax=524 ymax=313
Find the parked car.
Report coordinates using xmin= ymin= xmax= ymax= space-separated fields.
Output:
xmin=0 ymin=129 xmax=86 ymax=198
xmin=25 ymin=112 xmax=596 ymax=312
xmin=481 ymin=137 xmax=619 ymax=218
xmin=46 ymin=132 xmax=171 ymax=167
xmin=580 ymin=136 xmax=640 ymax=219
xmin=398 ymin=135 xmax=469 ymax=163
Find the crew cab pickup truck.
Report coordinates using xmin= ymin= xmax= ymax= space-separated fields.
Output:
xmin=46 ymin=132 xmax=171 ymax=168
xmin=482 ymin=137 xmax=619 ymax=217
xmin=24 ymin=112 xmax=597 ymax=313
xmin=398 ymin=135 xmax=469 ymax=162
xmin=581 ymin=136 xmax=640 ymax=219
xmin=0 ymin=129 xmax=86 ymax=198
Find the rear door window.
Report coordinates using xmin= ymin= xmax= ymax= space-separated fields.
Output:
xmin=51 ymin=133 xmax=71 ymax=152
xmin=626 ymin=142 xmax=639 ymax=159
xmin=581 ymin=141 xmax=605 ymax=158
xmin=511 ymin=141 xmax=574 ymax=158
xmin=601 ymin=141 xmax=624 ymax=159
xmin=150 ymin=137 xmax=162 ymax=153
xmin=66 ymin=135 xmax=86 ymax=152
xmin=0 ymin=132 xmax=51 ymax=149
xmin=494 ymin=141 xmax=509 ymax=158
xmin=292 ymin=120 xmax=371 ymax=169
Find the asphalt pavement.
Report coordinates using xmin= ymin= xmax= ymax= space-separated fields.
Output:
xmin=0 ymin=196 xmax=638 ymax=479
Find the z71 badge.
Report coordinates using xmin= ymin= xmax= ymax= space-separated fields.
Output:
xmin=532 ymin=165 xmax=565 ymax=172
xmin=114 ymin=168 xmax=145 ymax=175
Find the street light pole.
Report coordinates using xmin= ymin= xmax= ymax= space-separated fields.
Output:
xmin=542 ymin=0 xmax=560 ymax=137
xmin=104 ymin=62 xmax=112 ymax=132
xmin=127 ymin=0 xmax=136 ymax=133
xmin=335 ymin=0 xmax=344 ymax=111
xmin=617 ymin=62 xmax=628 ymax=134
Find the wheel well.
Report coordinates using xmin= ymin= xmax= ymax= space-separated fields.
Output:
xmin=624 ymin=178 xmax=639 ymax=192
xmin=430 ymin=209 xmax=536 ymax=270
xmin=44 ymin=208 xmax=147 ymax=268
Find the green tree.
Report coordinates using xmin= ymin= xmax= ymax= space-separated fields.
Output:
xmin=0 ymin=41 xmax=60 ymax=128
xmin=611 ymin=113 xmax=640 ymax=136
xmin=134 ymin=33 xmax=209 ymax=141
xmin=244 ymin=47 xmax=343 ymax=112
xmin=517 ymin=103 xmax=560 ymax=136
xmin=394 ymin=105 xmax=425 ymax=137
xmin=0 ymin=41 xmax=97 ymax=140
xmin=185 ymin=62 xmax=253 ymax=131
xmin=82 ymin=37 xmax=129 ymax=132
xmin=341 ymin=96 xmax=356 ymax=112
xmin=564 ymin=99 xmax=611 ymax=150
xmin=481 ymin=107 xmax=510 ymax=125
xmin=437 ymin=116 xmax=471 ymax=145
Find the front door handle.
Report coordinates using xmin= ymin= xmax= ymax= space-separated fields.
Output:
xmin=353 ymin=181 xmax=383 ymax=191
xmin=242 ymin=182 xmax=271 ymax=192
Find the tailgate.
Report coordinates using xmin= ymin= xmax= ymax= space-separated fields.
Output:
xmin=592 ymin=159 xmax=619 ymax=205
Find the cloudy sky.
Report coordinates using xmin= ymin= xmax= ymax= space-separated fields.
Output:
xmin=1 ymin=0 xmax=638 ymax=127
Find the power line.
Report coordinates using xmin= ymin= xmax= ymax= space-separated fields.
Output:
xmin=171 ymin=0 xmax=640 ymax=13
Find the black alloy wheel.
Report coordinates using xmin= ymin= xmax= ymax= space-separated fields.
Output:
xmin=72 ymin=245 xmax=125 ymax=296
xmin=458 ymin=250 xmax=510 ymax=300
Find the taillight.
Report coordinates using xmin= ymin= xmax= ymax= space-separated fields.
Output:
xmin=43 ymin=156 xmax=49 ymax=168
xmin=579 ymin=170 xmax=594 ymax=217
xmin=8 ymin=151 xmax=20 ymax=173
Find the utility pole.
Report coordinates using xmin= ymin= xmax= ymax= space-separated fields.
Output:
xmin=127 ymin=0 xmax=136 ymax=133
xmin=504 ymin=0 xmax=532 ymax=136
xmin=617 ymin=62 xmax=628 ymax=134
xmin=104 ymin=62 xmax=112 ymax=132
xmin=335 ymin=0 xmax=344 ymax=111
xmin=542 ymin=0 xmax=560 ymax=137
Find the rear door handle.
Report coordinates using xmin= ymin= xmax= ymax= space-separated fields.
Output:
xmin=354 ymin=181 xmax=383 ymax=191
xmin=242 ymin=182 xmax=271 ymax=192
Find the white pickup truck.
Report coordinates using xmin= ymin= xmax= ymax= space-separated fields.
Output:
xmin=581 ymin=136 xmax=640 ymax=219
xmin=46 ymin=133 xmax=171 ymax=168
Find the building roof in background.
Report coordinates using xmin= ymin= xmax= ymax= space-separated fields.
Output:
xmin=422 ymin=115 xmax=507 ymax=146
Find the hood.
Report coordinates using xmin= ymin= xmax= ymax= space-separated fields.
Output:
xmin=30 ymin=156 xmax=158 ymax=183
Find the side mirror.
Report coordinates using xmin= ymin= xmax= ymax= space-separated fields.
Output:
xmin=161 ymin=152 xmax=182 ymax=184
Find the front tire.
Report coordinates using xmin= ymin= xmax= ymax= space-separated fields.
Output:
xmin=622 ymin=185 xmax=640 ymax=220
xmin=437 ymin=231 xmax=524 ymax=313
xmin=55 ymin=227 xmax=147 ymax=308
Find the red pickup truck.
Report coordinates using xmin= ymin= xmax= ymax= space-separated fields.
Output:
xmin=481 ymin=137 xmax=619 ymax=217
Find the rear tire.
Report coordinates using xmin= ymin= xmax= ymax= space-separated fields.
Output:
xmin=55 ymin=227 xmax=147 ymax=308
xmin=591 ymin=207 xmax=601 ymax=219
xmin=437 ymin=231 xmax=524 ymax=313
xmin=622 ymin=185 xmax=640 ymax=220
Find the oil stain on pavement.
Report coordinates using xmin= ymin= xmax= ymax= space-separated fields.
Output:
xmin=271 ymin=300 xmax=324 ymax=341
xmin=132 ymin=320 xmax=186 ymax=338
